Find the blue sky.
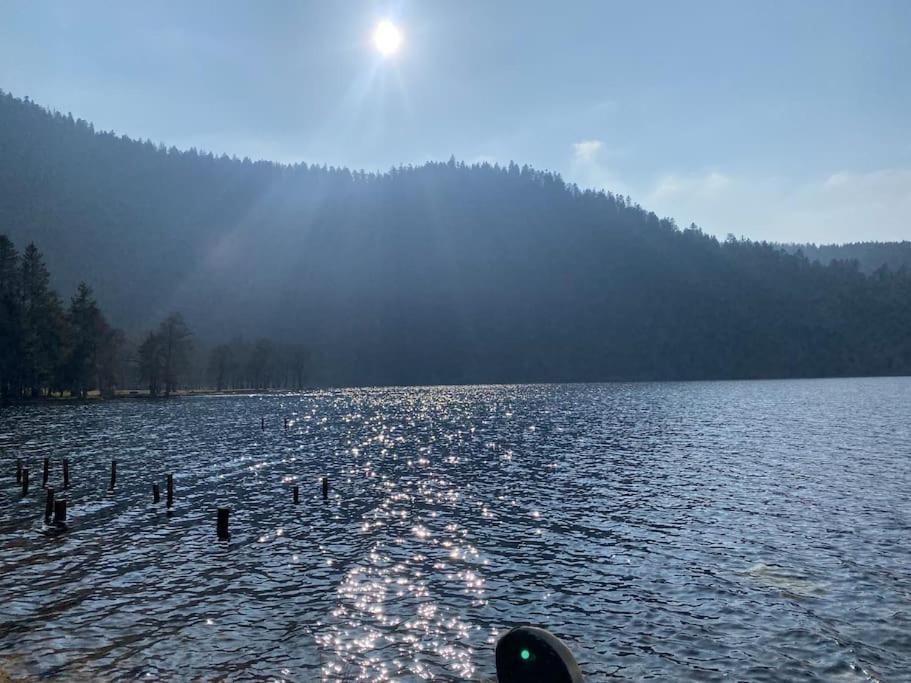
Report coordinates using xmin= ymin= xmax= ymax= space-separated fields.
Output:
xmin=1 ymin=0 xmax=908 ymax=243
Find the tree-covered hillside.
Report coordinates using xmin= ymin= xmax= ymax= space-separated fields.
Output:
xmin=1 ymin=90 xmax=909 ymax=386
xmin=781 ymin=242 xmax=911 ymax=274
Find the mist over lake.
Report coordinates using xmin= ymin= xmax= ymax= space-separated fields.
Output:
xmin=2 ymin=377 xmax=909 ymax=681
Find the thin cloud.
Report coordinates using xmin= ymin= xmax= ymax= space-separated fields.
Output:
xmin=568 ymin=139 xmax=631 ymax=196
xmin=650 ymin=171 xmax=731 ymax=201
xmin=573 ymin=139 xmax=603 ymax=163
xmin=644 ymin=168 xmax=911 ymax=243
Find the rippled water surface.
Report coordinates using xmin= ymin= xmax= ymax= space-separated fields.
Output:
xmin=1 ymin=378 xmax=910 ymax=681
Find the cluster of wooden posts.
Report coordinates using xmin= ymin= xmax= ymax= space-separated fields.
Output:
xmin=12 ymin=417 xmax=330 ymax=539
xmin=15 ymin=455 xmax=71 ymax=526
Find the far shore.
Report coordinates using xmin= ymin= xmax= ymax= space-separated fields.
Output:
xmin=1 ymin=387 xmax=310 ymax=405
xmin=3 ymin=374 xmax=909 ymax=408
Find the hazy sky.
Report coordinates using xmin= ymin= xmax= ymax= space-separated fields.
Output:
xmin=1 ymin=0 xmax=909 ymax=243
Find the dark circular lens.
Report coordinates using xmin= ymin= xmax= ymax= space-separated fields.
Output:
xmin=495 ymin=626 xmax=584 ymax=683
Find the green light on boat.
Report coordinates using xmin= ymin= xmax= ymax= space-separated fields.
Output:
xmin=520 ymin=648 xmax=531 ymax=661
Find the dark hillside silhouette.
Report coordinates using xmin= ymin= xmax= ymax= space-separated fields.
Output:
xmin=781 ymin=241 xmax=911 ymax=274
xmin=1 ymin=90 xmax=909 ymax=386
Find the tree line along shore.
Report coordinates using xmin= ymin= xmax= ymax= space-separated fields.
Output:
xmin=0 ymin=235 xmax=311 ymax=403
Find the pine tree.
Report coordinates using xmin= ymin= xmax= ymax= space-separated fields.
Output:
xmin=19 ymin=244 xmax=65 ymax=397
xmin=138 ymin=331 xmax=164 ymax=397
xmin=67 ymin=282 xmax=99 ymax=398
xmin=0 ymin=235 xmax=22 ymax=400
xmin=96 ymin=327 xmax=125 ymax=398
xmin=158 ymin=313 xmax=193 ymax=396
xmin=64 ymin=282 xmax=122 ymax=398
xmin=208 ymin=344 xmax=233 ymax=391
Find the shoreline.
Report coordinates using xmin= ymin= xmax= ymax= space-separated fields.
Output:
xmin=2 ymin=373 xmax=909 ymax=407
xmin=1 ymin=387 xmax=310 ymax=406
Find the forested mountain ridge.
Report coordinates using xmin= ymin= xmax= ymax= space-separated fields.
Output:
xmin=1 ymin=90 xmax=909 ymax=386
xmin=780 ymin=242 xmax=911 ymax=274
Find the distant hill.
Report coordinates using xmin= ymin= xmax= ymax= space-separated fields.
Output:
xmin=780 ymin=242 xmax=911 ymax=274
xmin=1 ymin=89 xmax=909 ymax=385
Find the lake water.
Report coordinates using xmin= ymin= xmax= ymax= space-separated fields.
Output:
xmin=1 ymin=378 xmax=910 ymax=681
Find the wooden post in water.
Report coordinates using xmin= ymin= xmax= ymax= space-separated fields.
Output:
xmin=217 ymin=507 xmax=231 ymax=539
xmin=16 ymin=458 xmax=22 ymax=484
xmin=44 ymin=487 xmax=55 ymax=524
xmin=166 ymin=473 xmax=174 ymax=508
xmin=53 ymin=498 xmax=67 ymax=524
xmin=43 ymin=457 xmax=50 ymax=487
xmin=284 ymin=417 xmax=289 ymax=430
xmin=152 ymin=483 xmax=160 ymax=503
xmin=109 ymin=460 xmax=117 ymax=491
xmin=21 ymin=467 xmax=29 ymax=496
xmin=261 ymin=417 xmax=265 ymax=431
xmin=322 ymin=476 xmax=329 ymax=501
xmin=293 ymin=485 xmax=300 ymax=505
xmin=63 ymin=459 xmax=69 ymax=488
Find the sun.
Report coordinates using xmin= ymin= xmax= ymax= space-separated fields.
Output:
xmin=373 ymin=20 xmax=403 ymax=57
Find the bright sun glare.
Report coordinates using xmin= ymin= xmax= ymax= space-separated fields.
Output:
xmin=373 ymin=20 xmax=403 ymax=57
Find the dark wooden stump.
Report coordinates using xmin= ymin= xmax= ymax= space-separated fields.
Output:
xmin=21 ymin=467 xmax=29 ymax=496
xmin=153 ymin=483 xmax=160 ymax=503
xmin=322 ymin=476 xmax=329 ymax=501
xmin=44 ymin=487 xmax=55 ymax=524
xmin=166 ymin=473 xmax=174 ymax=508
xmin=217 ymin=507 xmax=231 ymax=539
xmin=109 ymin=460 xmax=117 ymax=491
xmin=53 ymin=498 xmax=67 ymax=524
xmin=293 ymin=485 xmax=300 ymax=505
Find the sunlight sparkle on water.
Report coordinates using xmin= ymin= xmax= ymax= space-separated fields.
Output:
xmin=4 ymin=382 xmax=909 ymax=681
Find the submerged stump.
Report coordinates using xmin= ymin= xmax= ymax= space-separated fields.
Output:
xmin=53 ymin=498 xmax=67 ymax=524
xmin=217 ymin=507 xmax=231 ymax=539
xmin=44 ymin=487 xmax=55 ymax=524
